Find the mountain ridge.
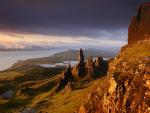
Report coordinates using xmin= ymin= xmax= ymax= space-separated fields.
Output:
xmin=10 ymin=48 xmax=115 ymax=70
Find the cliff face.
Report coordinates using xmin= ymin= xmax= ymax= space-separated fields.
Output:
xmin=79 ymin=2 xmax=150 ymax=113
xmin=103 ymin=49 xmax=150 ymax=113
xmin=80 ymin=42 xmax=150 ymax=113
xmin=128 ymin=3 xmax=150 ymax=44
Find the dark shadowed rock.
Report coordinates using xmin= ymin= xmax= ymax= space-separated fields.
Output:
xmin=72 ymin=49 xmax=108 ymax=80
xmin=56 ymin=63 xmax=74 ymax=91
xmin=58 ymin=48 xmax=109 ymax=92
xmin=95 ymin=56 xmax=103 ymax=69
xmin=72 ymin=48 xmax=86 ymax=79
xmin=78 ymin=48 xmax=84 ymax=64
xmin=0 ymin=90 xmax=13 ymax=99
xmin=78 ymin=48 xmax=85 ymax=77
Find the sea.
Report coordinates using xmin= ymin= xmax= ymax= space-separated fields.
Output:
xmin=0 ymin=49 xmax=65 ymax=71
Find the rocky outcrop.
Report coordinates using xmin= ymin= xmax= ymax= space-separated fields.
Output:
xmin=79 ymin=3 xmax=150 ymax=113
xmin=81 ymin=55 xmax=150 ymax=113
xmin=95 ymin=56 xmax=103 ymax=69
xmin=86 ymin=57 xmax=95 ymax=79
xmin=78 ymin=48 xmax=86 ymax=77
xmin=72 ymin=49 xmax=108 ymax=80
xmin=57 ymin=48 xmax=108 ymax=91
xmin=95 ymin=56 xmax=108 ymax=75
xmin=128 ymin=2 xmax=150 ymax=44
xmin=104 ymin=56 xmax=150 ymax=113
xmin=72 ymin=48 xmax=86 ymax=79
xmin=56 ymin=63 xmax=74 ymax=91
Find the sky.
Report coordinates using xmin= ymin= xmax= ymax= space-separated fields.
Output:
xmin=0 ymin=0 xmax=148 ymax=50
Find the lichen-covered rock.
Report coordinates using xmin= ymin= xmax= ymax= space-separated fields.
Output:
xmin=78 ymin=105 xmax=87 ymax=113
xmin=83 ymin=55 xmax=150 ymax=113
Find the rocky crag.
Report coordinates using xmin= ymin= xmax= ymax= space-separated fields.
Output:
xmin=72 ymin=48 xmax=108 ymax=80
xmin=128 ymin=2 xmax=150 ymax=44
xmin=56 ymin=63 xmax=74 ymax=92
xmin=57 ymin=48 xmax=108 ymax=91
xmin=79 ymin=2 xmax=150 ymax=113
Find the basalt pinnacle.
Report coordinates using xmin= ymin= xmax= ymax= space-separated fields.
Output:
xmin=77 ymin=48 xmax=85 ymax=77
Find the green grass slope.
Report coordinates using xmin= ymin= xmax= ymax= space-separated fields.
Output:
xmin=0 ymin=66 xmax=64 ymax=112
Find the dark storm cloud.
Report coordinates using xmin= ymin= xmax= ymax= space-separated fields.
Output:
xmin=0 ymin=0 xmax=147 ymax=36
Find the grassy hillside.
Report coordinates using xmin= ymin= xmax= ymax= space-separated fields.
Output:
xmin=0 ymin=61 xmax=106 ymax=113
xmin=35 ymin=78 xmax=105 ymax=113
xmin=0 ymin=66 xmax=65 ymax=112
xmin=116 ymin=41 xmax=150 ymax=70
xmin=120 ymin=41 xmax=150 ymax=61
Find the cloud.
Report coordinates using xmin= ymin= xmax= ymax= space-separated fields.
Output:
xmin=0 ymin=0 xmax=147 ymax=50
xmin=0 ymin=32 xmax=127 ymax=50
xmin=0 ymin=0 xmax=147 ymax=35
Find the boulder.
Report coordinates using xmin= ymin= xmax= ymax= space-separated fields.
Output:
xmin=0 ymin=90 xmax=13 ymax=99
xmin=19 ymin=108 xmax=36 ymax=113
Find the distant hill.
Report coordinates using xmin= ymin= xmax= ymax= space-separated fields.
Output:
xmin=0 ymin=46 xmax=58 ymax=51
xmin=51 ymin=48 xmax=115 ymax=60
xmin=10 ymin=48 xmax=116 ymax=69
